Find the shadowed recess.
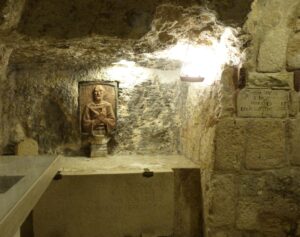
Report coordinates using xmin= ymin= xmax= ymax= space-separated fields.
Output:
xmin=206 ymin=0 xmax=254 ymax=25
xmin=0 ymin=175 xmax=24 ymax=193
xmin=17 ymin=0 xmax=199 ymax=39
xmin=0 ymin=0 xmax=7 ymax=23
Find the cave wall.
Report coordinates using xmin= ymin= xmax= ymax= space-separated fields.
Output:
xmin=0 ymin=0 xmax=25 ymax=31
xmin=17 ymin=0 xmax=200 ymax=39
xmin=3 ymin=0 xmax=300 ymax=236
xmin=0 ymin=45 xmax=12 ymax=154
xmin=2 ymin=62 xmax=182 ymax=155
xmin=1 ymin=2 xmax=232 ymax=156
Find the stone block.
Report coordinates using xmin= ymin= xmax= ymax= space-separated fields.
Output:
xmin=214 ymin=118 xmax=246 ymax=171
xmin=296 ymin=220 xmax=300 ymax=236
xmin=236 ymin=200 xmax=259 ymax=230
xmin=245 ymin=119 xmax=287 ymax=170
xmin=287 ymin=33 xmax=300 ymax=71
xmin=209 ymin=230 xmax=242 ymax=237
xmin=15 ymin=138 xmax=38 ymax=155
xmin=246 ymin=72 xmax=293 ymax=89
xmin=239 ymin=175 xmax=265 ymax=198
xmin=257 ymin=29 xmax=288 ymax=72
xmin=218 ymin=66 xmax=238 ymax=117
xmin=296 ymin=18 xmax=300 ymax=32
xmin=289 ymin=91 xmax=299 ymax=117
xmin=258 ymin=213 xmax=288 ymax=237
xmin=237 ymin=89 xmax=289 ymax=118
xmin=287 ymin=118 xmax=300 ymax=165
xmin=33 ymin=172 xmax=174 ymax=237
xmin=221 ymin=66 xmax=238 ymax=90
xmin=208 ymin=174 xmax=236 ymax=227
xmin=294 ymin=70 xmax=300 ymax=92
xmin=261 ymin=169 xmax=300 ymax=213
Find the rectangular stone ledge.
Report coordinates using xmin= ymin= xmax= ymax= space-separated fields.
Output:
xmin=59 ymin=155 xmax=199 ymax=175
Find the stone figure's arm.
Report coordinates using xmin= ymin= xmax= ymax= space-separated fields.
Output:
xmin=103 ymin=104 xmax=116 ymax=128
xmin=82 ymin=105 xmax=94 ymax=132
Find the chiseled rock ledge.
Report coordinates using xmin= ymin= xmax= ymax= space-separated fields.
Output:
xmin=59 ymin=155 xmax=199 ymax=175
xmin=0 ymin=155 xmax=61 ymax=237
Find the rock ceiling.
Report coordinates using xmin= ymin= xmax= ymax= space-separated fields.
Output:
xmin=0 ymin=0 xmax=253 ymax=68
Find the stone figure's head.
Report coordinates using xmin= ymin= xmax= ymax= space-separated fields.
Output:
xmin=93 ymin=85 xmax=105 ymax=102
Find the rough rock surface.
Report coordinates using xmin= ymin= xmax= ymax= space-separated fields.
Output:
xmin=0 ymin=0 xmax=25 ymax=31
xmin=0 ymin=3 xmax=242 ymax=155
xmin=257 ymin=28 xmax=289 ymax=72
xmin=1 ymin=0 xmax=300 ymax=237
xmin=205 ymin=0 xmax=254 ymax=26
xmin=243 ymin=0 xmax=300 ymax=71
xmin=17 ymin=0 xmax=199 ymax=39
xmin=246 ymin=71 xmax=294 ymax=89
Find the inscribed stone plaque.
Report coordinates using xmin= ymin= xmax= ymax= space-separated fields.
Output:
xmin=237 ymin=89 xmax=289 ymax=118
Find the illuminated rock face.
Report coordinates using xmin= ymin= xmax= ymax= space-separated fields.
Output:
xmin=0 ymin=1 xmax=243 ymax=155
xmin=2 ymin=0 xmax=300 ymax=237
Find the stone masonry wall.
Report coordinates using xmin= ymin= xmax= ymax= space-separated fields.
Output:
xmin=179 ymin=82 xmax=219 ymax=237
xmin=179 ymin=66 xmax=238 ymax=237
xmin=203 ymin=1 xmax=300 ymax=236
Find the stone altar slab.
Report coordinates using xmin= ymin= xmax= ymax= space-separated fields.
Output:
xmin=0 ymin=156 xmax=61 ymax=237
xmin=237 ymin=89 xmax=289 ymax=118
xmin=34 ymin=155 xmax=201 ymax=237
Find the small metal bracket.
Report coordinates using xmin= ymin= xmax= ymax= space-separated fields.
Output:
xmin=53 ymin=171 xmax=63 ymax=181
xmin=143 ymin=168 xmax=154 ymax=178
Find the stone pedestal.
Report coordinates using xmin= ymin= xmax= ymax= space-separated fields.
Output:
xmin=89 ymin=134 xmax=109 ymax=158
xmin=90 ymin=143 xmax=107 ymax=157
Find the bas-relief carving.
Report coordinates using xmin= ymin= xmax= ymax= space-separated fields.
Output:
xmin=79 ymin=82 xmax=117 ymax=157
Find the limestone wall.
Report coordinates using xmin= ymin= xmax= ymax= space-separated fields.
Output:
xmin=0 ymin=0 xmax=26 ymax=32
xmin=0 ymin=0 xmax=23 ymax=154
xmin=0 ymin=44 xmax=12 ymax=154
xmin=2 ymin=1 xmax=300 ymax=235
xmin=0 ymin=2 xmax=234 ymax=156
xmin=2 ymin=62 xmax=182 ymax=155
xmin=201 ymin=1 xmax=300 ymax=236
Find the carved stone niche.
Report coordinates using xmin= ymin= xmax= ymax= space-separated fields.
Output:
xmin=79 ymin=81 xmax=118 ymax=157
